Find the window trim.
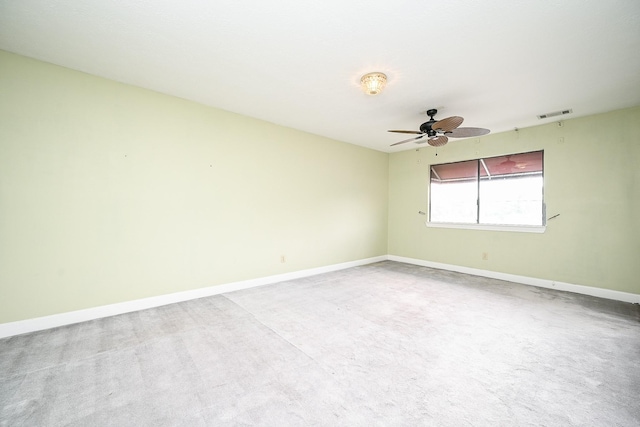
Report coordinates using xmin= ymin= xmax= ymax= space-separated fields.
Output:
xmin=425 ymin=221 xmax=546 ymax=233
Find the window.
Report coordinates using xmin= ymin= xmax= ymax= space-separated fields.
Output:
xmin=429 ymin=151 xmax=544 ymax=230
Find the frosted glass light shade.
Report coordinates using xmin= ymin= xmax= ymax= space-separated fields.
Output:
xmin=360 ymin=72 xmax=387 ymax=95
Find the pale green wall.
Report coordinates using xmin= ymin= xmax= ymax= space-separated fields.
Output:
xmin=2 ymin=49 xmax=638 ymax=326
xmin=0 ymin=51 xmax=389 ymax=323
xmin=389 ymin=106 xmax=640 ymax=294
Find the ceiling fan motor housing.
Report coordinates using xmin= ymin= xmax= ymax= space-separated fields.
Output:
xmin=420 ymin=121 xmax=437 ymax=136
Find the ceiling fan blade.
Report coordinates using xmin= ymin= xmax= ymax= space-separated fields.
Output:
xmin=388 ymin=130 xmax=423 ymax=134
xmin=445 ymin=127 xmax=490 ymax=138
xmin=390 ymin=134 xmax=426 ymax=146
xmin=427 ymin=135 xmax=448 ymax=147
xmin=432 ymin=116 xmax=463 ymax=132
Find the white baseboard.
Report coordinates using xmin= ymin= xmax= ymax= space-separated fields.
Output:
xmin=2 ymin=254 xmax=637 ymax=339
xmin=0 ymin=255 xmax=387 ymax=339
xmin=388 ymin=255 xmax=640 ymax=304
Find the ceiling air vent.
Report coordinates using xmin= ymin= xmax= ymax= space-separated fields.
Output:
xmin=537 ymin=109 xmax=573 ymax=119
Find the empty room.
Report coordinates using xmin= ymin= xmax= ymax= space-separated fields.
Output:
xmin=1 ymin=1 xmax=639 ymax=426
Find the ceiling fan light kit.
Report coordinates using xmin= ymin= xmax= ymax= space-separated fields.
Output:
xmin=389 ymin=108 xmax=490 ymax=147
xmin=360 ymin=72 xmax=387 ymax=95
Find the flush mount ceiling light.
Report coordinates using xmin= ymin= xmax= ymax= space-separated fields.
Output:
xmin=360 ymin=72 xmax=387 ymax=95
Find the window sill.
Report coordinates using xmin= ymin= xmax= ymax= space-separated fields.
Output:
xmin=426 ymin=222 xmax=546 ymax=233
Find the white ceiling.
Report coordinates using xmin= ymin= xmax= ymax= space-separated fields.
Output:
xmin=1 ymin=0 xmax=639 ymax=152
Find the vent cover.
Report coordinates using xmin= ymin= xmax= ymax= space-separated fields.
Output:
xmin=537 ymin=109 xmax=573 ymax=119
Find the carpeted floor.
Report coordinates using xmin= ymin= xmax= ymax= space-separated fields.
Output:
xmin=1 ymin=261 xmax=639 ymax=426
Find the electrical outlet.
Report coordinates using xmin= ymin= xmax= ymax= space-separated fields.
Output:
xmin=280 ymin=255 xmax=286 ymax=263
xmin=482 ymin=252 xmax=489 ymax=260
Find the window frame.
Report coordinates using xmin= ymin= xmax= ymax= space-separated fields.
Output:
xmin=427 ymin=151 xmax=546 ymax=233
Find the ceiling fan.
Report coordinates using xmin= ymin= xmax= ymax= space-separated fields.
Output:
xmin=389 ymin=108 xmax=490 ymax=147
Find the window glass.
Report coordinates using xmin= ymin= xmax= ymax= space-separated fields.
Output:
xmin=430 ymin=160 xmax=478 ymax=224
xmin=429 ymin=151 xmax=544 ymax=227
